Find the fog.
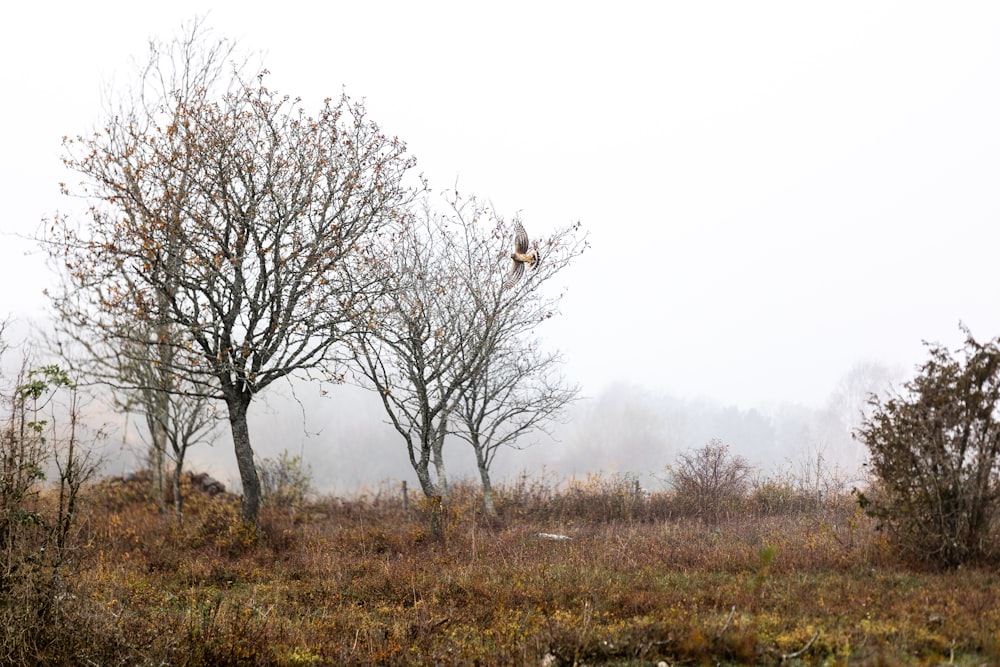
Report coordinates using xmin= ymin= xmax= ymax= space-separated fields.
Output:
xmin=2 ymin=3 xmax=998 ymax=494
xmin=95 ymin=361 xmax=897 ymax=496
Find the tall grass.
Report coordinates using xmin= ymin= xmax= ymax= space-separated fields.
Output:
xmin=19 ymin=470 xmax=999 ymax=665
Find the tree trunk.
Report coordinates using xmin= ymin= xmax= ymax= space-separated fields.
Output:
xmin=152 ymin=298 xmax=174 ymax=514
xmin=479 ymin=466 xmax=496 ymax=517
xmin=149 ymin=410 xmax=168 ymax=513
xmin=412 ymin=437 xmax=446 ymax=539
xmin=472 ymin=441 xmax=496 ymax=516
xmin=412 ymin=449 xmax=439 ymax=498
xmin=433 ymin=450 xmax=449 ymax=499
xmin=172 ymin=451 xmax=185 ymax=521
xmin=432 ymin=422 xmax=449 ymax=498
xmin=224 ymin=389 xmax=261 ymax=529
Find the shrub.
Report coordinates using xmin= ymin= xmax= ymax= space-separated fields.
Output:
xmin=668 ymin=439 xmax=752 ymax=523
xmin=856 ymin=328 xmax=1000 ymax=567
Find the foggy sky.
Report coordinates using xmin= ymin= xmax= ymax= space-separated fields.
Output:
xmin=3 ymin=2 xmax=999 ymax=491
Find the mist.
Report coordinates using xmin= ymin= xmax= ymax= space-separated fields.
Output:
xmin=2 ymin=306 xmax=904 ymax=498
xmin=125 ymin=360 xmax=901 ymax=497
xmin=4 ymin=2 xmax=982 ymax=500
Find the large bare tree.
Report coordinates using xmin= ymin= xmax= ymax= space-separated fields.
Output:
xmin=351 ymin=191 xmax=585 ymax=517
xmin=43 ymin=21 xmax=417 ymax=527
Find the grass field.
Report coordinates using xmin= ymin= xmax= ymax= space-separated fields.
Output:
xmin=17 ymin=473 xmax=1000 ymax=665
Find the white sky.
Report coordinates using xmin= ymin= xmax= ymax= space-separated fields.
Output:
xmin=3 ymin=1 xmax=1000 ymax=411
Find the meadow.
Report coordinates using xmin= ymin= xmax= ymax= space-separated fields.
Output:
xmin=17 ymin=472 xmax=1000 ymax=666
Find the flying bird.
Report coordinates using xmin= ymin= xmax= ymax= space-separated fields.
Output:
xmin=503 ymin=221 xmax=539 ymax=290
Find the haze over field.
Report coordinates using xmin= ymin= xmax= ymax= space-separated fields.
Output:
xmin=2 ymin=2 xmax=999 ymax=492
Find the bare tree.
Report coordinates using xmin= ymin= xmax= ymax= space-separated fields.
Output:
xmin=48 ymin=308 xmax=217 ymax=519
xmin=50 ymin=298 xmax=220 ymax=518
xmin=669 ymin=439 xmax=753 ymax=524
xmin=350 ymin=200 xmax=470 ymax=504
xmin=43 ymin=21 xmax=417 ymax=527
xmin=43 ymin=19 xmax=235 ymax=516
xmin=452 ymin=338 xmax=578 ymax=515
xmin=115 ymin=325 xmax=218 ymax=518
xmin=826 ymin=360 xmax=903 ymax=466
xmin=447 ymin=196 xmax=584 ymax=514
xmin=351 ymin=190 xmax=585 ymax=523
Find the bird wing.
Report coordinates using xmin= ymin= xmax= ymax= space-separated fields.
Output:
xmin=503 ymin=259 xmax=525 ymax=290
xmin=513 ymin=222 xmax=529 ymax=254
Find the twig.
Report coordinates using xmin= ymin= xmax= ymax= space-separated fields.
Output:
xmin=781 ymin=630 xmax=819 ymax=662
xmin=716 ymin=605 xmax=736 ymax=638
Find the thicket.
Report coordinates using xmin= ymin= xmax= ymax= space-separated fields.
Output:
xmin=0 ymin=338 xmax=99 ymax=663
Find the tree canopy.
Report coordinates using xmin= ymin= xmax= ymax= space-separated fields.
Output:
xmin=44 ymin=22 xmax=419 ymax=526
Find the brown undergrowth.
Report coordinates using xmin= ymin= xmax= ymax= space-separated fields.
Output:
xmin=27 ymin=473 xmax=1000 ymax=665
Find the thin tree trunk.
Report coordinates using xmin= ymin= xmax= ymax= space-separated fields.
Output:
xmin=433 ymin=451 xmax=449 ymax=499
xmin=432 ymin=420 xmax=450 ymax=498
xmin=149 ymin=412 xmax=168 ymax=513
xmin=471 ymin=439 xmax=497 ymax=516
xmin=479 ymin=465 xmax=496 ymax=517
xmin=412 ymin=448 xmax=439 ymax=498
xmin=153 ymin=284 xmax=174 ymax=514
xmin=412 ymin=437 xmax=445 ymax=539
xmin=172 ymin=455 xmax=185 ymax=520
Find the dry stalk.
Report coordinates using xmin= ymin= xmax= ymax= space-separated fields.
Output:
xmin=716 ymin=605 xmax=736 ymax=638
xmin=781 ymin=630 xmax=819 ymax=662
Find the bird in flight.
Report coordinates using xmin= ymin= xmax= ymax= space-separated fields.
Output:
xmin=503 ymin=221 xmax=539 ymax=290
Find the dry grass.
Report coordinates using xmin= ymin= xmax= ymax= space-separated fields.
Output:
xmin=25 ymin=473 xmax=1000 ymax=665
